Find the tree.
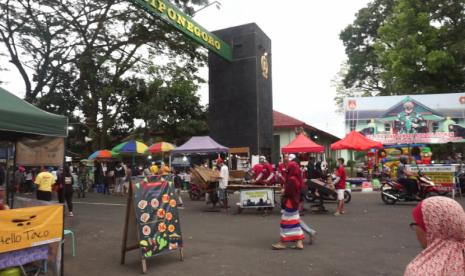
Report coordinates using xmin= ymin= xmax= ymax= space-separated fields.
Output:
xmin=339 ymin=0 xmax=465 ymax=101
xmin=0 ymin=0 xmax=77 ymax=103
xmin=339 ymin=0 xmax=395 ymax=96
xmin=130 ymin=62 xmax=208 ymax=145
xmin=375 ymin=0 xmax=465 ymax=94
xmin=0 ymin=0 xmax=209 ymax=152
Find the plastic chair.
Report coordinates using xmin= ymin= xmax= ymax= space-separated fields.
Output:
xmin=64 ymin=229 xmax=76 ymax=257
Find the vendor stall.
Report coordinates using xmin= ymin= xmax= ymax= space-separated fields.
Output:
xmin=171 ymin=136 xmax=228 ymax=209
xmin=0 ymin=87 xmax=67 ymax=276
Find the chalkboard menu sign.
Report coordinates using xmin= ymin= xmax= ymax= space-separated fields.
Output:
xmin=133 ymin=176 xmax=183 ymax=258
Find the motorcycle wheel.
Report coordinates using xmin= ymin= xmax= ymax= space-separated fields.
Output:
xmin=305 ymin=191 xmax=317 ymax=203
xmin=344 ymin=191 xmax=351 ymax=203
xmin=189 ymin=192 xmax=200 ymax=201
xmin=381 ymin=188 xmax=397 ymax=205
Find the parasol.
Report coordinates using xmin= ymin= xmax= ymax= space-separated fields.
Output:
xmin=146 ymin=142 xmax=176 ymax=154
xmin=112 ymin=140 xmax=148 ymax=155
xmin=88 ymin=149 xmax=119 ymax=160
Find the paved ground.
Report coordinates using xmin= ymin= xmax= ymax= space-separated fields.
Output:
xmin=62 ymin=191 xmax=465 ymax=276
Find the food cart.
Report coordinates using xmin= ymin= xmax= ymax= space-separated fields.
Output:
xmin=227 ymin=184 xmax=281 ymax=213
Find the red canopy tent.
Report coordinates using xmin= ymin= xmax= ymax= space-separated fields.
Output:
xmin=331 ymin=131 xmax=383 ymax=151
xmin=282 ymin=134 xmax=324 ymax=153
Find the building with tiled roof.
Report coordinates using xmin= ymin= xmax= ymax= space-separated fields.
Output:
xmin=272 ymin=110 xmax=340 ymax=161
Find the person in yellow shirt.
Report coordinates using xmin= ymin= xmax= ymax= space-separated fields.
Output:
xmin=150 ymin=162 xmax=159 ymax=175
xmin=34 ymin=167 xmax=56 ymax=201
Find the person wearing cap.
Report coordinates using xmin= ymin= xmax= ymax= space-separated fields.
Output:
xmin=217 ymin=158 xmax=229 ymax=209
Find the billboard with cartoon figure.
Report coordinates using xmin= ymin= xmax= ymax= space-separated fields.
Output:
xmin=133 ymin=176 xmax=182 ymax=258
xmin=344 ymin=93 xmax=465 ymax=144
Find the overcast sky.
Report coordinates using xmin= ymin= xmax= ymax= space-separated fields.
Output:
xmin=1 ymin=0 xmax=371 ymax=138
xmin=193 ymin=0 xmax=372 ymax=138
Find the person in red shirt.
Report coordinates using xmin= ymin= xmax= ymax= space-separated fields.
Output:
xmin=277 ymin=154 xmax=289 ymax=185
xmin=334 ymin=158 xmax=347 ymax=216
xmin=252 ymin=162 xmax=264 ymax=184
xmin=260 ymin=156 xmax=275 ymax=185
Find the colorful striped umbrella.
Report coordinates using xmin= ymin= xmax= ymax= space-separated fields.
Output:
xmin=88 ymin=150 xmax=119 ymax=160
xmin=112 ymin=140 xmax=148 ymax=155
xmin=146 ymin=142 xmax=176 ymax=154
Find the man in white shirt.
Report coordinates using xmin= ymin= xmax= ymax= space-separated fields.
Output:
xmin=218 ymin=158 xmax=229 ymax=209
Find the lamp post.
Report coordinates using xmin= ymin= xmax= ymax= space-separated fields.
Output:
xmin=192 ymin=1 xmax=221 ymax=16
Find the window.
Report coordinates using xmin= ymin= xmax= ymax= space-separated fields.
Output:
xmin=384 ymin=123 xmax=391 ymax=132
xmin=432 ymin=122 xmax=439 ymax=132
xmin=349 ymin=120 xmax=357 ymax=131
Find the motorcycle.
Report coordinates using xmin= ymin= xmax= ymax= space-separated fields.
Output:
xmin=305 ymin=174 xmax=352 ymax=204
xmin=381 ymin=170 xmax=441 ymax=205
xmin=188 ymin=182 xmax=204 ymax=200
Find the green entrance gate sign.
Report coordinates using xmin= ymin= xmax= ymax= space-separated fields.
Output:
xmin=130 ymin=0 xmax=233 ymax=61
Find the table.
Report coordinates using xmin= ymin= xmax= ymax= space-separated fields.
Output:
xmin=0 ymin=245 xmax=48 ymax=276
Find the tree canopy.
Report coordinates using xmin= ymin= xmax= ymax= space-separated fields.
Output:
xmin=337 ymin=0 xmax=465 ymax=107
xmin=0 ymin=0 xmax=210 ymax=154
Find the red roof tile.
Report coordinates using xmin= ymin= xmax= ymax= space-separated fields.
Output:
xmin=273 ymin=110 xmax=306 ymax=128
xmin=273 ymin=110 xmax=339 ymax=141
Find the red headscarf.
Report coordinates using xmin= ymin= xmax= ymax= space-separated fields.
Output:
xmin=283 ymin=160 xmax=302 ymax=209
xmin=412 ymin=201 xmax=425 ymax=231
xmin=405 ymin=197 xmax=465 ymax=276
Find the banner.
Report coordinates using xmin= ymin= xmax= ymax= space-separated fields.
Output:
xmin=133 ymin=176 xmax=182 ymax=258
xmin=129 ymin=0 xmax=232 ymax=61
xmin=407 ymin=164 xmax=456 ymax=191
xmin=239 ymin=189 xmax=274 ymax=208
xmin=0 ymin=205 xmax=63 ymax=253
xmin=16 ymin=137 xmax=65 ymax=167
xmin=344 ymin=93 xmax=465 ymax=144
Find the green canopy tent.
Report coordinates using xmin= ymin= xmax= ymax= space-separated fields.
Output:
xmin=0 ymin=87 xmax=68 ymax=206
xmin=0 ymin=87 xmax=68 ymax=137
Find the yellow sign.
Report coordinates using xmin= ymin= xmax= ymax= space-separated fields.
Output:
xmin=0 ymin=205 xmax=63 ymax=253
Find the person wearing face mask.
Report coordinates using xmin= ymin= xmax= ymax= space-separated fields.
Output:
xmin=405 ymin=196 xmax=465 ymax=276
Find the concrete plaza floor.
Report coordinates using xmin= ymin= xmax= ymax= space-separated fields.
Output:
xmin=62 ymin=191 xmax=465 ymax=275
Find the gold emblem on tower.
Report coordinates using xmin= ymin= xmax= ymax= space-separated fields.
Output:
xmin=261 ymin=52 xmax=269 ymax=79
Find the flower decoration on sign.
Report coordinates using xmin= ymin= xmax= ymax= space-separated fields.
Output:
xmin=157 ymin=208 xmax=165 ymax=219
xmin=169 ymin=199 xmax=177 ymax=208
xmin=158 ymin=222 xmax=166 ymax=233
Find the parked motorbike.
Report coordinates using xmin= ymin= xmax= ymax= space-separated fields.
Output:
xmin=305 ymin=174 xmax=352 ymax=204
xmin=189 ymin=182 xmax=204 ymax=200
xmin=381 ymin=170 xmax=440 ymax=205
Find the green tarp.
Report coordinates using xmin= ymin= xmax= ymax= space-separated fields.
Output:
xmin=0 ymin=87 xmax=68 ymax=137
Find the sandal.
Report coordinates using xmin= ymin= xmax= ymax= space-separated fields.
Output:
xmin=272 ymin=242 xmax=287 ymax=250
xmin=295 ymin=241 xmax=304 ymax=250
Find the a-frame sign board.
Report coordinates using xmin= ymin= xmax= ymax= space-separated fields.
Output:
xmin=121 ymin=175 xmax=183 ymax=273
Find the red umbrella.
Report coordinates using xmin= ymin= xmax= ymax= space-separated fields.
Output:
xmin=331 ymin=131 xmax=383 ymax=151
xmin=282 ymin=134 xmax=324 ymax=153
